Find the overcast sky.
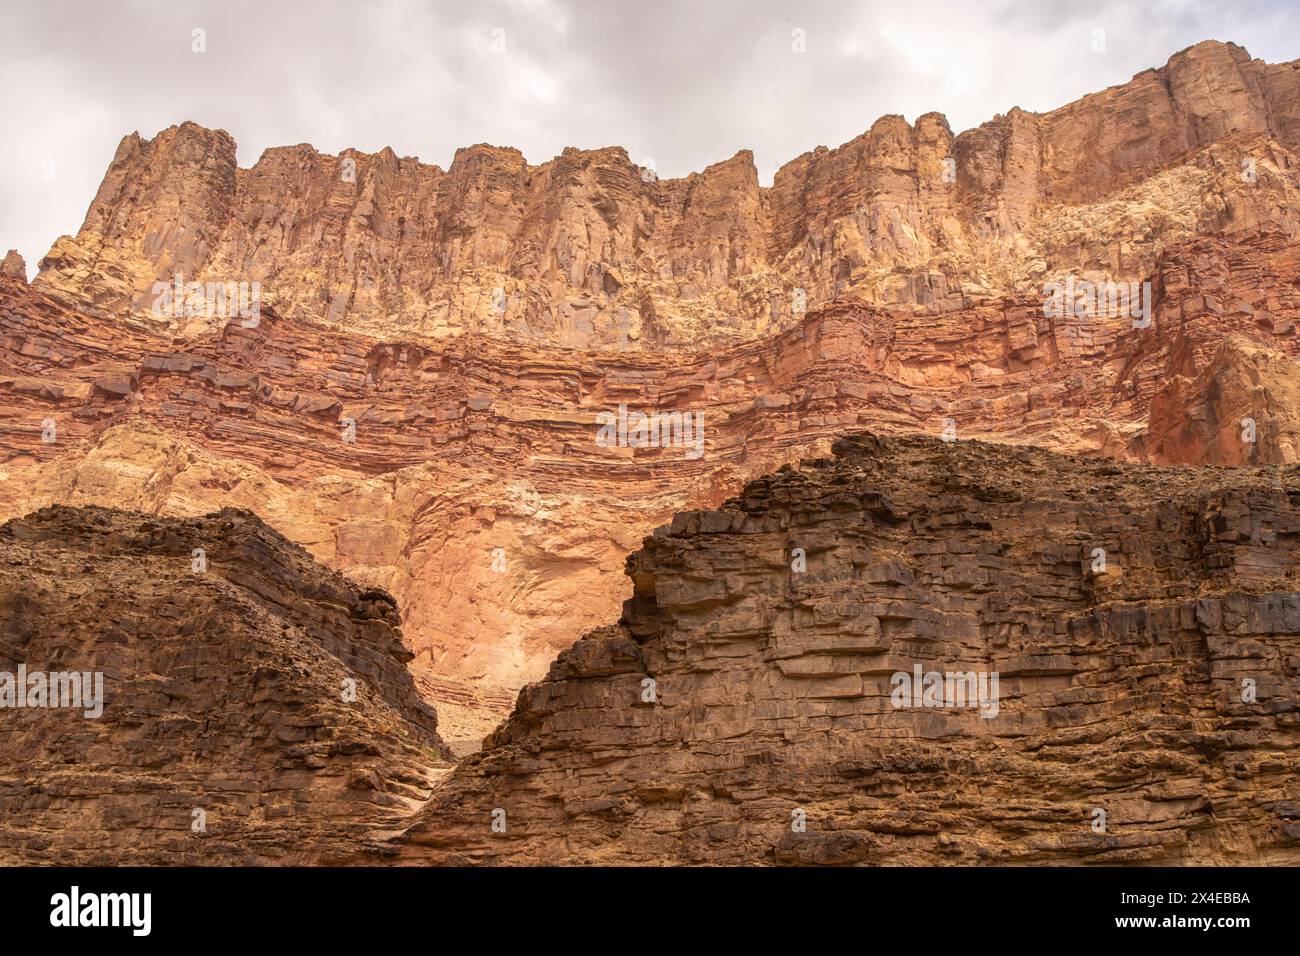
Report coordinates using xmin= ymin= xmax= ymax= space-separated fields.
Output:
xmin=4 ymin=0 xmax=1298 ymax=279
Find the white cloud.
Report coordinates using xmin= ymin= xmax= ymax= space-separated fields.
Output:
xmin=2 ymin=0 xmax=1297 ymax=280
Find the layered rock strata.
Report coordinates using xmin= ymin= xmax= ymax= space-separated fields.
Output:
xmin=5 ymin=39 xmax=1300 ymax=738
xmin=0 ymin=505 xmax=448 ymax=865
xmin=4 ymin=223 xmax=1300 ymax=735
xmin=400 ymin=434 xmax=1300 ymax=865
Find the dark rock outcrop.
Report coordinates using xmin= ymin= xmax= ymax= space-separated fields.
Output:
xmin=400 ymin=434 xmax=1300 ymax=865
xmin=0 ymin=505 xmax=448 ymax=865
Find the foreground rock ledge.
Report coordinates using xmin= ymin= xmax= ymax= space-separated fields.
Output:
xmin=400 ymin=434 xmax=1300 ymax=865
xmin=0 ymin=505 xmax=448 ymax=865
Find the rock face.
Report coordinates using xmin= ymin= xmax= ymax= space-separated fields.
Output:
xmin=4 ymin=222 xmax=1300 ymax=739
xmin=0 ymin=505 xmax=448 ymax=865
xmin=1149 ymin=335 xmax=1300 ymax=465
xmin=31 ymin=41 xmax=1300 ymax=349
xmin=1 ymin=37 xmax=1299 ymax=865
xmin=399 ymin=434 xmax=1300 ymax=865
xmin=0 ymin=252 xmax=24 ymax=282
xmin=5 ymin=39 xmax=1300 ymax=745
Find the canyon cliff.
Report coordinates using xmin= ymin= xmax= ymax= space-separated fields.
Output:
xmin=2 ymin=38 xmax=1299 ymax=757
xmin=398 ymin=434 xmax=1300 ymax=865
xmin=30 ymin=41 xmax=1300 ymax=349
xmin=4 ymin=436 xmax=1294 ymax=865
xmin=4 ymin=224 xmax=1300 ymax=740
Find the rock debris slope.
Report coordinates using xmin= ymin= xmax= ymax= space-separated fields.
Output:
xmin=0 ymin=505 xmax=448 ymax=865
xmin=399 ymin=435 xmax=1300 ymax=865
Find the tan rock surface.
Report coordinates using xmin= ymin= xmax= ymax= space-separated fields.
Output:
xmin=30 ymin=41 xmax=1300 ymax=349
xmin=1149 ymin=335 xmax=1300 ymax=465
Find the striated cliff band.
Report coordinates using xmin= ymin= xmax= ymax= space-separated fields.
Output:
xmin=5 ymin=228 xmax=1300 ymax=741
xmin=2 ymin=38 xmax=1300 ymax=748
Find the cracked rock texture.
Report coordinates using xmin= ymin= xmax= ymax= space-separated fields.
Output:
xmin=30 ymin=41 xmax=1300 ymax=350
xmin=399 ymin=434 xmax=1300 ymax=865
xmin=0 ymin=252 xmax=25 ymax=282
xmin=1149 ymin=334 xmax=1300 ymax=465
xmin=0 ymin=505 xmax=448 ymax=865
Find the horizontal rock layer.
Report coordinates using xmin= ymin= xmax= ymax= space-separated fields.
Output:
xmin=6 ymin=39 xmax=1300 ymax=746
xmin=4 ymin=224 xmax=1300 ymax=734
xmin=399 ymin=434 xmax=1300 ymax=865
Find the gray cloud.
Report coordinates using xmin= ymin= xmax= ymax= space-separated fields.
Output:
xmin=3 ymin=0 xmax=1297 ymax=279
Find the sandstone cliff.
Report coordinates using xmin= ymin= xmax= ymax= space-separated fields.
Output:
xmin=0 ymin=505 xmax=448 ymax=865
xmin=399 ymin=434 xmax=1300 ymax=865
xmin=5 ymin=438 xmax=1296 ymax=866
xmin=31 ymin=41 xmax=1300 ymax=349
xmin=5 ymin=219 xmax=1300 ymax=740
xmin=5 ymin=39 xmax=1300 ymax=747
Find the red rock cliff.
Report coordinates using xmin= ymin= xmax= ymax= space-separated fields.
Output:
xmin=32 ymin=41 xmax=1300 ymax=349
